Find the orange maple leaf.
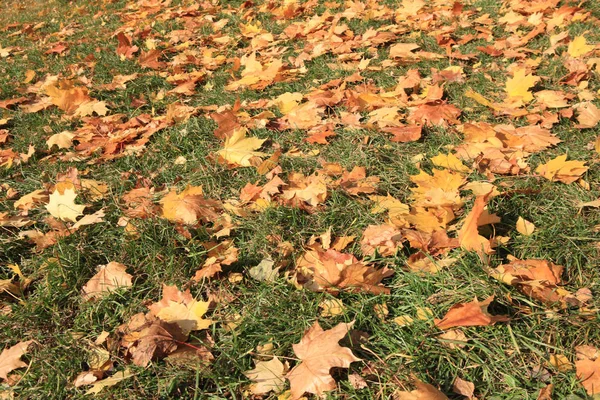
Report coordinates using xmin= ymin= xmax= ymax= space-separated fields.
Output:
xmin=287 ymin=321 xmax=360 ymax=400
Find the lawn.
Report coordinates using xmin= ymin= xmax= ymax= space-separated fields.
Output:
xmin=1 ymin=0 xmax=600 ymax=398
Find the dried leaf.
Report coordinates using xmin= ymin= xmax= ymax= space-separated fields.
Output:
xmin=245 ymin=357 xmax=288 ymax=395
xmin=45 ymin=184 xmax=85 ymax=222
xmin=516 ymin=217 xmax=535 ymax=236
xmin=434 ymin=297 xmax=508 ymax=330
xmin=148 ymin=284 xmax=212 ymax=336
xmin=82 ymin=262 xmax=133 ymax=300
xmin=287 ymin=321 xmax=360 ymax=400
xmin=85 ymin=369 xmax=134 ymax=395
xmin=0 ymin=341 xmax=33 ymax=380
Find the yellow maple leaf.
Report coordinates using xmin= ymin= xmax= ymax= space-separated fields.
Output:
xmin=535 ymin=155 xmax=589 ymax=184
xmin=431 ymin=153 xmax=471 ymax=173
xmin=160 ymin=185 xmax=220 ymax=225
xmin=505 ymin=67 xmax=539 ymax=103
xmin=148 ymin=284 xmax=212 ymax=336
xmin=516 ymin=217 xmax=535 ymax=236
xmin=217 ymin=127 xmax=266 ymax=167
xmin=568 ymin=35 xmax=594 ymax=58
xmin=45 ymin=184 xmax=85 ymax=222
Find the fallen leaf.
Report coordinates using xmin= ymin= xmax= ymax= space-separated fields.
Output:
xmin=118 ymin=313 xmax=186 ymax=367
xmin=287 ymin=321 xmax=360 ymax=400
xmin=0 ymin=341 xmax=33 ymax=380
xmin=85 ymin=369 xmax=134 ymax=395
xmin=45 ymin=184 xmax=85 ymax=222
xmin=434 ymin=297 xmax=508 ymax=330
xmin=516 ymin=217 xmax=535 ymax=236
xmin=394 ymin=379 xmax=449 ymax=399
xmin=576 ymin=356 xmax=600 ymax=395
xmin=46 ymin=131 xmax=75 ymax=149
xmin=216 ymin=127 xmax=266 ymax=167
xmin=319 ymin=298 xmax=345 ymax=317
xmin=535 ymin=155 xmax=588 ymax=184
xmin=452 ymin=377 xmax=475 ymax=398
xmin=160 ymin=186 xmax=221 ymax=225
xmin=574 ymin=102 xmax=600 ymax=128
xmin=568 ymin=35 xmax=594 ymax=58
xmin=458 ymin=192 xmax=494 ymax=255
xmin=148 ymin=284 xmax=212 ymax=335
xmin=249 ymin=259 xmax=279 ymax=282
xmin=82 ymin=262 xmax=133 ymax=300
xmin=245 ymin=357 xmax=288 ymax=395
xmin=505 ymin=67 xmax=539 ymax=103
xmin=548 ymin=354 xmax=573 ymax=372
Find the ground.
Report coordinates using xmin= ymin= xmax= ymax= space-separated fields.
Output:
xmin=0 ymin=0 xmax=600 ymax=399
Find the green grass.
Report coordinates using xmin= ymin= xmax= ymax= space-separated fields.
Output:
xmin=1 ymin=0 xmax=600 ymax=398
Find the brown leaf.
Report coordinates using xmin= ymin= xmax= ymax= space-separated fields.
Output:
xmin=394 ymin=380 xmax=449 ymax=399
xmin=576 ymin=357 xmax=600 ymax=395
xmin=0 ymin=341 xmax=33 ymax=380
xmin=408 ymin=102 xmax=461 ymax=127
xmin=452 ymin=377 xmax=475 ymax=398
xmin=296 ymin=248 xmax=392 ymax=294
xmin=287 ymin=321 xmax=360 ymax=400
xmin=147 ymin=284 xmax=212 ymax=336
xmin=118 ymin=313 xmax=186 ymax=367
xmin=82 ymin=262 xmax=133 ymax=301
xmin=116 ymin=33 xmax=139 ymax=59
xmin=383 ymin=125 xmax=422 ymax=142
xmin=434 ymin=296 xmax=508 ymax=330
xmin=245 ymin=357 xmax=288 ymax=395
xmin=458 ymin=192 xmax=494 ymax=255
xmin=160 ymin=186 xmax=221 ymax=225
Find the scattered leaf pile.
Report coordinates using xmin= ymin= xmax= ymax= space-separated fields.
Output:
xmin=0 ymin=0 xmax=599 ymax=398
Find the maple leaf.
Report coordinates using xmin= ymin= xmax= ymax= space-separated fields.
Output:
xmin=82 ymin=262 xmax=133 ymax=301
xmin=505 ymin=67 xmax=539 ymax=103
xmin=337 ymin=166 xmax=379 ymax=195
xmin=244 ymin=357 xmax=288 ymax=395
xmin=296 ymin=248 xmax=393 ymax=294
xmin=457 ymin=192 xmax=494 ymax=255
xmin=576 ymin=347 xmax=600 ymax=395
xmin=45 ymin=184 xmax=85 ymax=222
xmin=148 ymin=284 xmax=212 ymax=336
xmin=360 ymin=224 xmax=403 ymax=257
xmin=14 ymin=189 xmax=48 ymax=211
xmin=280 ymin=173 xmax=328 ymax=208
xmin=515 ymin=217 xmax=535 ymax=236
xmin=568 ymin=35 xmax=594 ymax=58
xmin=118 ymin=313 xmax=186 ymax=367
xmin=534 ymin=90 xmax=570 ymax=108
xmin=574 ymin=101 xmax=600 ymax=128
xmin=410 ymin=169 xmax=465 ymax=209
xmin=431 ymin=153 xmax=471 ymax=173
xmin=160 ymin=185 xmax=221 ymax=225
xmin=535 ymin=154 xmax=588 ymax=184
xmin=47 ymin=131 xmax=75 ymax=149
xmin=382 ymin=125 xmax=422 ymax=142
xmin=408 ymin=102 xmax=461 ymax=127
xmin=0 ymin=340 xmax=33 ymax=380
xmin=216 ymin=127 xmax=266 ymax=167
xmin=249 ymin=258 xmax=279 ymax=282
xmin=434 ymin=296 xmax=508 ymax=330
xmin=287 ymin=321 xmax=360 ymax=400
xmin=116 ymin=32 xmax=139 ymax=59
xmin=394 ymin=379 xmax=449 ymax=399
xmin=44 ymin=81 xmax=92 ymax=114
xmin=193 ymin=240 xmax=239 ymax=281
xmin=85 ymin=369 xmax=134 ymax=395
xmin=490 ymin=258 xmax=588 ymax=308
